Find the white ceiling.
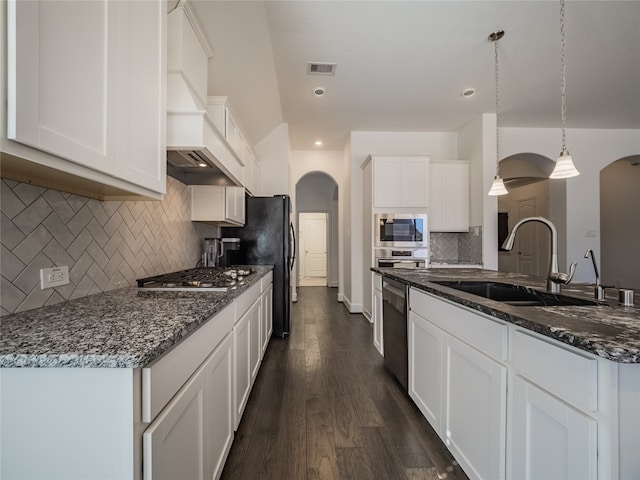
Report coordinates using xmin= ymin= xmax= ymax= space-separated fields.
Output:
xmin=188 ymin=1 xmax=640 ymax=151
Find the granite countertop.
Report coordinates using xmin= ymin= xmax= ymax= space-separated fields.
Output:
xmin=0 ymin=266 xmax=273 ymax=369
xmin=373 ymin=267 xmax=640 ymax=363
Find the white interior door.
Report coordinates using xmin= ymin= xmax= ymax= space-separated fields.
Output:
xmin=299 ymin=213 xmax=327 ymax=285
xmin=516 ymin=198 xmax=539 ymax=276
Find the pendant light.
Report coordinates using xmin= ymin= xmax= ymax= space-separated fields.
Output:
xmin=550 ymin=0 xmax=580 ymax=179
xmin=488 ymin=30 xmax=508 ymax=196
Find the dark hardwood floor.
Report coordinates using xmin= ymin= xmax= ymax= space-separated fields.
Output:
xmin=221 ymin=286 xmax=469 ymax=480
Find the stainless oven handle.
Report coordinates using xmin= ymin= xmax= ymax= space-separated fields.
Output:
xmin=377 ymin=259 xmax=426 ymax=268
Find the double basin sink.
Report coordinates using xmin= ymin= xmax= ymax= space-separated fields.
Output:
xmin=432 ymin=280 xmax=598 ymax=307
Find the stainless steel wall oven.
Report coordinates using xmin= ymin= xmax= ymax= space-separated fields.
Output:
xmin=375 ymin=213 xmax=428 ymax=248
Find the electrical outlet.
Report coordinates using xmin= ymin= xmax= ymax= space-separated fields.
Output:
xmin=40 ymin=266 xmax=69 ymax=289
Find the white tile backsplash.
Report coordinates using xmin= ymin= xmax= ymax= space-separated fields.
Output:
xmin=0 ymin=176 xmax=218 ymax=315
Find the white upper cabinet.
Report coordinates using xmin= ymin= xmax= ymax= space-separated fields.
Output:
xmin=429 ymin=161 xmax=470 ymax=232
xmin=5 ymin=0 xmax=166 ymax=199
xmin=207 ymin=96 xmax=254 ymax=188
xmin=370 ymin=154 xmax=430 ymax=208
xmin=190 ymin=185 xmax=245 ymax=226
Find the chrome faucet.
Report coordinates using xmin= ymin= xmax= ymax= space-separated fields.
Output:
xmin=584 ymin=249 xmax=613 ymax=300
xmin=501 ymin=216 xmax=577 ymax=293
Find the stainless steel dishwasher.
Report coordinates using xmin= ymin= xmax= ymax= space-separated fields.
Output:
xmin=382 ymin=277 xmax=408 ymax=390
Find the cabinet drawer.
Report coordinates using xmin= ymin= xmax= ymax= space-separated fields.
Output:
xmin=511 ymin=329 xmax=598 ymax=411
xmin=142 ymin=303 xmax=235 ymax=422
xmin=236 ymin=282 xmax=261 ymax=317
xmin=261 ymin=271 xmax=273 ymax=291
xmin=409 ymin=288 xmax=507 ymax=361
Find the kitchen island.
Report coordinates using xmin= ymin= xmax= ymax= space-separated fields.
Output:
xmin=0 ymin=265 xmax=273 ymax=480
xmin=373 ymin=267 xmax=640 ymax=480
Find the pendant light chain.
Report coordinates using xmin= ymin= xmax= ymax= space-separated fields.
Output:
xmin=560 ymin=0 xmax=567 ymax=154
xmin=495 ymin=35 xmax=501 ymax=174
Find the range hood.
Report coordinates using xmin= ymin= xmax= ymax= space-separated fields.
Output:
xmin=166 ymin=1 xmax=242 ymax=187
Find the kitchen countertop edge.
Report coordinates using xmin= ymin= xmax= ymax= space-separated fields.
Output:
xmin=0 ymin=266 xmax=274 ymax=369
xmin=373 ymin=267 xmax=640 ymax=363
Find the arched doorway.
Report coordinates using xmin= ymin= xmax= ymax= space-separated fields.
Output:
xmin=295 ymin=172 xmax=339 ymax=288
xmin=600 ymin=155 xmax=640 ymax=289
xmin=497 ymin=153 xmax=555 ymax=278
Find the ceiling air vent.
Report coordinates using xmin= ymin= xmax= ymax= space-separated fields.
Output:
xmin=307 ymin=62 xmax=337 ymax=75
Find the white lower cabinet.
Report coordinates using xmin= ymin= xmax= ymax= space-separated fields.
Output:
xmin=408 ymin=288 xmax=506 ymax=480
xmin=373 ymin=273 xmax=384 ymax=355
xmin=407 ymin=285 xmax=624 ymax=480
xmin=0 ymin=274 xmax=273 ymax=480
xmin=233 ymin=301 xmax=251 ymax=430
xmin=261 ymin=282 xmax=273 ymax=355
xmin=248 ymin=299 xmax=262 ymax=384
xmin=445 ymin=336 xmax=506 ymax=480
xmin=143 ymin=332 xmax=234 ymax=480
xmin=510 ymin=375 xmax=597 ymax=480
xmin=143 ymin=352 xmax=207 ymax=480
xmin=233 ymin=282 xmax=263 ymax=429
xmin=408 ymin=310 xmax=442 ymax=428
xmin=204 ymin=334 xmax=235 ymax=480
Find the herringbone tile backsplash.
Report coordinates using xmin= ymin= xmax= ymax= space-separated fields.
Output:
xmin=1 ymin=176 xmax=217 ymax=316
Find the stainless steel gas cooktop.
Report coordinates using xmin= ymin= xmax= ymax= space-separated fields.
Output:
xmin=136 ymin=267 xmax=252 ymax=292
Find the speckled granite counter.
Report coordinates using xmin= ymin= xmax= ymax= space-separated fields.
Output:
xmin=0 ymin=265 xmax=273 ymax=368
xmin=373 ymin=267 xmax=640 ymax=363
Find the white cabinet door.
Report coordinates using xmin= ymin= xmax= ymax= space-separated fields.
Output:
xmin=373 ymin=157 xmax=403 ymax=207
xmin=191 ymin=186 xmax=245 ymax=226
xmin=143 ymin=366 xmax=206 ymax=480
xmin=510 ymin=376 xmax=597 ymax=480
xmin=430 ymin=162 xmax=470 ymax=232
xmin=401 ymin=157 xmax=430 ymax=207
xmin=261 ymin=284 xmax=273 ymax=356
xmin=445 ymin=335 xmax=507 ymax=480
xmin=225 ymin=186 xmax=246 ymax=225
xmin=233 ymin=305 xmax=252 ymax=429
xmin=247 ymin=299 xmax=262 ymax=384
xmin=372 ymin=155 xmax=430 ymax=208
xmin=203 ymin=334 xmax=234 ymax=480
xmin=8 ymin=0 xmax=112 ymax=172
xmin=408 ymin=310 xmax=443 ymax=432
xmin=373 ymin=277 xmax=384 ymax=355
xmin=7 ymin=0 xmax=165 ymax=195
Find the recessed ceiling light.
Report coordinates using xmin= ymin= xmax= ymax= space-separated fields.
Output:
xmin=462 ymin=88 xmax=476 ymax=98
xmin=314 ymin=87 xmax=326 ymax=97
xmin=314 ymin=140 xmax=323 ymax=146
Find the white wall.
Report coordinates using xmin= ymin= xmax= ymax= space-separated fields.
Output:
xmin=254 ymin=123 xmax=291 ymax=196
xmin=458 ymin=114 xmax=498 ymax=269
xmin=291 ymin=149 xmax=345 ymax=300
xmin=347 ymin=131 xmax=458 ymax=312
xmin=502 ymin=127 xmax=640 ymax=282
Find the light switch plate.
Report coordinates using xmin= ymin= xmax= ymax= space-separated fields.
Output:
xmin=40 ymin=266 xmax=69 ymax=289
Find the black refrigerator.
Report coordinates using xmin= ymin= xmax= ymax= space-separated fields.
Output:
xmin=221 ymin=195 xmax=295 ymax=338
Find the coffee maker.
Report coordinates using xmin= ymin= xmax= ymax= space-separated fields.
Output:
xmin=202 ymin=238 xmax=223 ymax=267
xmin=219 ymin=238 xmax=241 ymax=266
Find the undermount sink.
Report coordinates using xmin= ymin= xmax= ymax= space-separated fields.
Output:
xmin=432 ymin=280 xmax=598 ymax=307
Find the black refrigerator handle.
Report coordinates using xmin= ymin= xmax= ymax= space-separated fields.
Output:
xmin=289 ymin=222 xmax=296 ymax=272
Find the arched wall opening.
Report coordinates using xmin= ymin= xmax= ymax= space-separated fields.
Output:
xmin=295 ymin=171 xmax=339 ymax=290
xmin=600 ymin=154 xmax=640 ymax=289
xmin=497 ymin=153 xmax=556 ymax=278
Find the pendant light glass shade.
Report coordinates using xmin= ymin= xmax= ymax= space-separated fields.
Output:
xmin=550 ymin=151 xmax=580 ymax=178
xmin=488 ymin=175 xmax=509 ymax=196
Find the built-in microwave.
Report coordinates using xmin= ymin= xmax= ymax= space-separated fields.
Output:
xmin=374 ymin=213 xmax=428 ymax=247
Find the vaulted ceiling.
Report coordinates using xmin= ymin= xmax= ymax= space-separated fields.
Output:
xmin=187 ymin=1 xmax=640 ymax=151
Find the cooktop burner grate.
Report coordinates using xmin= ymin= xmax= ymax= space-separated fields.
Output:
xmin=136 ymin=267 xmax=252 ymax=291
